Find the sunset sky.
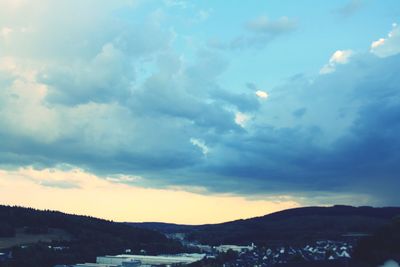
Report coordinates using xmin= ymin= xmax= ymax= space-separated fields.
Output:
xmin=0 ymin=0 xmax=400 ymax=224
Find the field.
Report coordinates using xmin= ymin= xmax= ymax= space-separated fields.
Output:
xmin=0 ymin=228 xmax=70 ymax=249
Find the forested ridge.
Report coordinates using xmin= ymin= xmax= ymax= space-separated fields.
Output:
xmin=131 ymin=206 xmax=400 ymax=246
xmin=0 ymin=205 xmax=183 ymax=267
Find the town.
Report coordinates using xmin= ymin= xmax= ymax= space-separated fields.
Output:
xmin=52 ymin=240 xmax=353 ymax=267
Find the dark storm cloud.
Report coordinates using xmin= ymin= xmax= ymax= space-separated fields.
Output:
xmin=1 ymin=51 xmax=400 ymax=205
xmin=219 ymin=54 xmax=400 ymax=202
xmin=138 ymin=53 xmax=400 ymax=205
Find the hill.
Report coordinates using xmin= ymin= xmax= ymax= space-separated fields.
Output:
xmin=130 ymin=205 xmax=400 ymax=246
xmin=0 ymin=205 xmax=183 ymax=267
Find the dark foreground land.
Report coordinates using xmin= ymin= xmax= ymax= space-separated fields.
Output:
xmin=0 ymin=205 xmax=399 ymax=267
xmin=0 ymin=205 xmax=183 ymax=267
xmin=132 ymin=205 xmax=400 ymax=267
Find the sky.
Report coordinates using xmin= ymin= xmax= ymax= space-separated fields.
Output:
xmin=0 ymin=0 xmax=400 ymax=224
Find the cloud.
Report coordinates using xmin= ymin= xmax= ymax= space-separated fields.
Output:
xmin=1 ymin=2 xmax=400 ymax=207
xmin=106 ymin=175 xmax=142 ymax=183
xmin=2 ymin=45 xmax=400 ymax=205
xmin=255 ymin=90 xmax=269 ymax=99
xmin=210 ymin=16 xmax=297 ymax=50
xmin=245 ymin=83 xmax=269 ymax=101
xmin=246 ymin=16 xmax=297 ymax=34
xmin=234 ymin=112 xmax=251 ymax=128
xmin=163 ymin=51 xmax=400 ymax=205
xmin=371 ymin=38 xmax=385 ymax=49
xmin=329 ymin=50 xmax=353 ymax=64
xmin=320 ymin=49 xmax=353 ymax=74
xmin=370 ymin=23 xmax=400 ymax=58
xmin=42 ymin=43 xmax=133 ymax=106
xmin=210 ymin=88 xmax=260 ymax=112
xmin=190 ymin=138 xmax=210 ymax=155
xmin=334 ymin=0 xmax=364 ymax=17
xmin=40 ymin=180 xmax=80 ymax=189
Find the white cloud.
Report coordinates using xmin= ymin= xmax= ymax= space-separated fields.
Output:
xmin=0 ymin=57 xmax=60 ymax=143
xmin=330 ymin=50 xmax=353 ymax=64
xmin=371 ymin=38 xmax=385 ymax=49
xmin=106 ymin=175 xmax=142 ymax=183
xmin=320 ymin=50 xmax=353 ymax=74
xmin=255 ymin=90 xmax=269 ymax=99
xmin=235 ymin=112 xmax=251 ymax=127
xmin=0 ymin=0 xmax=243 ymax=180
xmin=370 ymin=23 xmax=400 ymax=58
xmin=190 ymin=138 xmax=210 ymax=155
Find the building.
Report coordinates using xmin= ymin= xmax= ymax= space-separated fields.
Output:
xmin=68 ymin=253 xmax=205 ymax=267
xmin=215 ymin=244 xmax=255 ymax=253
xmin=97 ymin=254 xmax=205 ymax=266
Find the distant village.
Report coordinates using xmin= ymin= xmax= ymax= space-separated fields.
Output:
xmin=48 ymin=239 xmax=353 ymax=267
xmin=212 ymin=240 xmax=352 ymax=267
xmin=54 ymin=253 xmax=205 ymax=267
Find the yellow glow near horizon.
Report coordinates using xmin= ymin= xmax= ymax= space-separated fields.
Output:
xmin=0 ymin=167 xmax=299 ymax=224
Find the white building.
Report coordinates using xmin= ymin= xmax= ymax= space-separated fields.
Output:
xmin=215 ymin=244 xmax=255 ymax=253
xmin=96 ymin=253 xmax=205 ymax=266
